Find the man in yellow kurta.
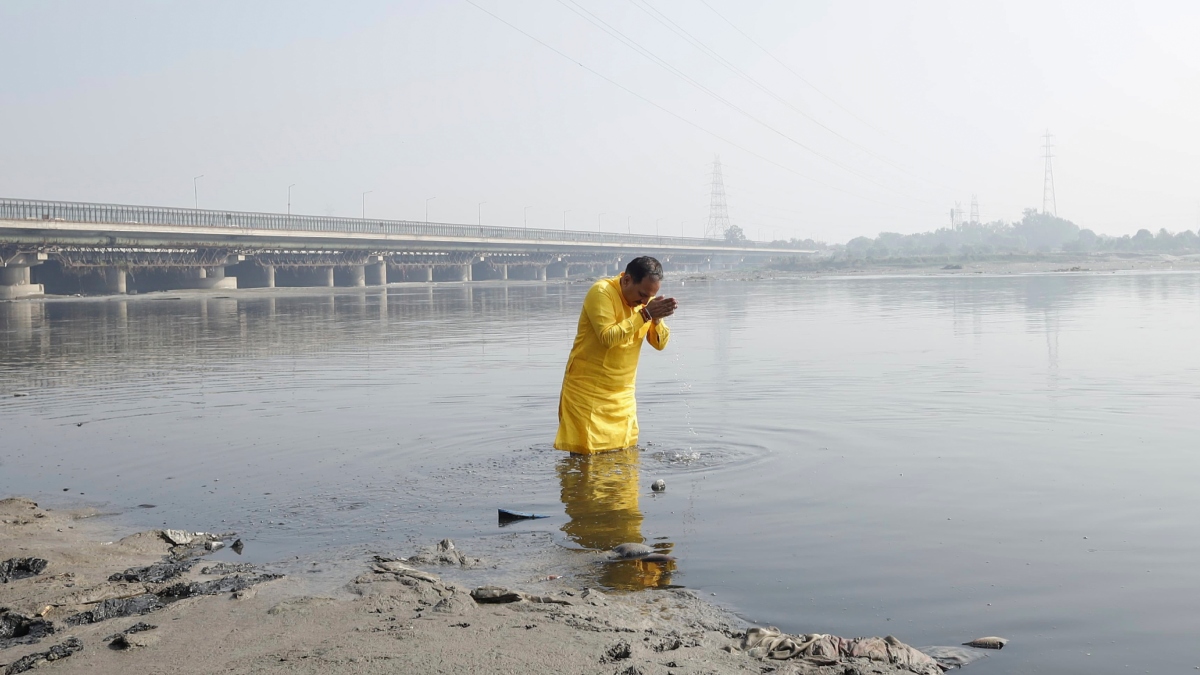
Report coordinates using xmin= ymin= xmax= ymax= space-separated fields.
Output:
xmin=554 ymin=256 xmax=677 ymax=454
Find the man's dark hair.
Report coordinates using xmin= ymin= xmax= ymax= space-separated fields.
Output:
xmin=624 ymin=256 xmax=664 ymax=283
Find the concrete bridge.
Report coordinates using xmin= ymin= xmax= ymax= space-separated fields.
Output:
xmin=0 ymin=198 xmax=812 ymax=298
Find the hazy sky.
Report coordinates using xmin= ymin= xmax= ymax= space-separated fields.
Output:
xmin=2 ymin=1 xmax=1197 ymax=242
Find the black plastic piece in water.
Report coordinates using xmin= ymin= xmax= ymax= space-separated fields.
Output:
xmin=498 ymin=509 xmax=550 ymax=526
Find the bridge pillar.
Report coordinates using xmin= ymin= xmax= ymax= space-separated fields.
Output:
xmin=236 ymin=263 xmax=273 ymax=288
xmin=458 ymin=264 xmax=472 ymax=282
xmin=423 ymin=266 xmax=434 ymax=283
xmin=177 ymin=266 xmax=237 ymax=290
xmin=348 ymin=265 xmax=366 ymax=287
xmin=498 ymin=264 xmax=508 ymax=280
xmin=536 ymin=266 xmax=547 ymax=281
xmin=322 ymin=266 xmax=334 ymax=287
xmin=0 ymin=265 xmax=43 ymax=300
xmin=207 ymin=266 xmax=237 ymax=289
xmin=368 ymin=262 xmax=387 ymax=286
xmin=103 ymin=267 xmax=127 ymax=294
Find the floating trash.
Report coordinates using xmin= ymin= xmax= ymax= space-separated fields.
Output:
xmin=498 ymin=508 xmax=550 ymax=526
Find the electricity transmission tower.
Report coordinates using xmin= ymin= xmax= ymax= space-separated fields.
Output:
xmin=705 ymin=155 xmax=731 ymax=239
xmin=1042 ymin=130 xmax=1057 ymax=216
xmin=969 ymin=195 xmax=980 ymax=224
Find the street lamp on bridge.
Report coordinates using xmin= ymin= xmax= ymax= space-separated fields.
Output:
xmin=598 ymin=212 xmax=605 ymax=233
xmin=524 ymin=205 xmax=532 ymax=230
xmin=478 ymin=201 xmax=487 ymax=226
xmin=426 ymin=196 xmax=436 ymax=224
xmin=362 ymin=191 xmax=373 ymax=219
xmin=288 ymin=184 xmax=296 ymax=215
xmin=563 ymin=210 xmax=570 ymax=232
xmin=193 ymin=175 xmax=204 ymax=209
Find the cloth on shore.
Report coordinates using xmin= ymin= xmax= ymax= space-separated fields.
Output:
xmin=741 ymin=627 xmax=943 ymax=675
xmin=554 ymin=276 xmax=669 ymax=454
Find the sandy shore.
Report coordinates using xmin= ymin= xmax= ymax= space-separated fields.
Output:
xmin=0 ymin=496 xmax=975 ymax=675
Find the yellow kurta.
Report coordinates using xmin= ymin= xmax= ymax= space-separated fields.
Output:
xmin=554 ymin=276 xmax=669 ymax=454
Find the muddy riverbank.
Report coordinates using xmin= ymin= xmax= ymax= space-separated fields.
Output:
xmin=1 ymin=497 xmax=988 ymax=674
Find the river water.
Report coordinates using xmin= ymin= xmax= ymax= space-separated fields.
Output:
xmin=2 ymin=272 xmax=1198 ymax=674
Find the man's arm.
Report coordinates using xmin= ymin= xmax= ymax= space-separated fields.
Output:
xmin=647 ymin=320 xmax=669 ymax=351
xmin=587 ymin=286 xmax=647 ymax=349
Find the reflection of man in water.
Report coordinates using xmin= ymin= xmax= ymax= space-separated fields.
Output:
xmin=557 ymin=449 xmax=675 ymax=589
xmin=555 ymin=257 xmax=676 ymax=454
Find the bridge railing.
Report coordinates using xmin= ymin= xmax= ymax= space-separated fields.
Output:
xmin=1 ymin=197 xmax=746 ymax=248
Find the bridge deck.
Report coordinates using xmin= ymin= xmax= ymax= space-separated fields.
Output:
xmin=1 ymin=198 xmax=812 ymax=256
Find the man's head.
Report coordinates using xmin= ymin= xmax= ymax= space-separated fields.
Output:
xmin=619 ymin=256 xmax=663 ymax=307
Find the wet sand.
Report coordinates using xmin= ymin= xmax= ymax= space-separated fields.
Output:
xmin=2 ymin=497 xmax=946 ymax=675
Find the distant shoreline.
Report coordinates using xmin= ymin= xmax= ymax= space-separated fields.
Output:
xmin=758 ymin=251 xmax=1200 ymax=278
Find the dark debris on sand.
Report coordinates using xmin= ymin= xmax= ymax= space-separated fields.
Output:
xmin=3 ymin=636 xmax=82 ymax=674
xmin=0 ymin=609 xmax=54 ymax=650
xmin=0 ymin=560 xmax=48 ymax=584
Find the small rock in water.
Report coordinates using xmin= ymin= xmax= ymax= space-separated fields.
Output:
xmin=612 ymin=543 xmax=654 ymax=559
xmin=205 ymin=541 xmax=224 ymax=552
xmin=963 ymin=636 xmax=1008 ymax=650
xmin=162 ymin=529 xmax=194 ymax=546
xmin=231 ymin=539 xmax=244 ymax=555
xmin=611 ymin=543 xmax=675 ymax=562
xmin=13 ymin=392 xmax=29 ymax=397
xmin=651 ymin=479 xmax=666 ymax=492
xmin=920 ymin=645 xmax=990 ymax=669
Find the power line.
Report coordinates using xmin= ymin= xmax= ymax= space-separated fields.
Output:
xmin=462 ymin=0 xmax=924 ymax=212
xmin=552 ymin=0 xmax=938 ymax=207
xmin=697 ymin=0 xmax=965 ymax=184
xmin=628 ymin=0 xmax=958 ymax=195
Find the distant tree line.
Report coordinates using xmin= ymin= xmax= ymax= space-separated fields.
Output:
xmin=758 ymin=209 xmax=1200 ymax=259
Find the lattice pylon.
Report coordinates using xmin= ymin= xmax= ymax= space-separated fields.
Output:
xmin=1042 ymin=131 xmax=1057 ymax=216
xmin=705 ymin=155 xmax=731 ymax=239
